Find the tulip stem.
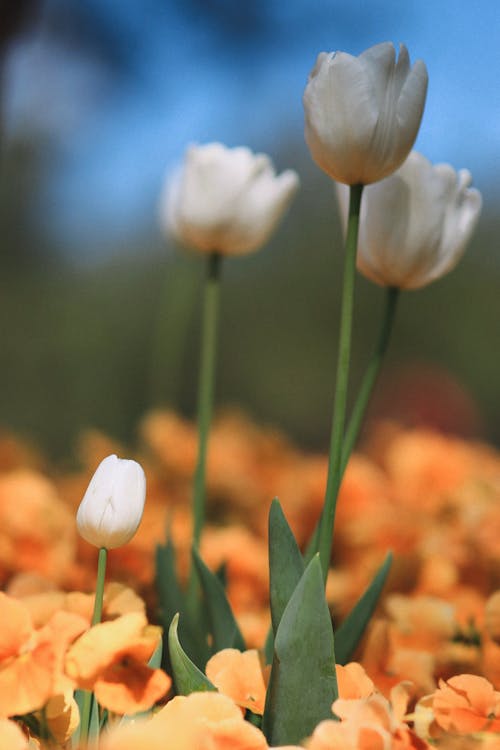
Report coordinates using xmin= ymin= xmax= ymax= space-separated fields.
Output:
xmin=306 ymin=284 xmax=399 ymax=564
xmin=79 ymin=546 xmax=108 ymax=747
xmin=192 ymin=252 xmax=222 ymax=549
xmin=317 ymin=183 xmax=363 ymax=579
xmin=92 ymin=547 xmax=108 ymax=624
xmin=340 ymin=286 xmax=399 ymax=474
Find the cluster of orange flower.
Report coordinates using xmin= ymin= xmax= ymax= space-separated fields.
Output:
xmin=0 ymin=410 xmax=499 ymax=748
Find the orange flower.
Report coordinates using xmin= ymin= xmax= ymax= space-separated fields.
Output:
xmin=206 ymin=648 xmax=267 ymax=714
xmin=307 ymin=685 xmax=429 ymax=750
xmin=65 ymin=612 xmax=170 ymax=714
xmin=0 ymin=469 xmax=75 ymax=584
xmin=433 ymin=675 xmax=500 ymax=734
xmin=43 ymin=689 xmax=80 ymax=745
xmin=0 ymin=718 xmax=28 ymax=750
xmin=361 ymin=619 xmax=436 ymax=698
xmin=0 ymin=593 xmax=56 ymax=717
xmin=336 ymin=662 xmax=375 ymax=700
xmin=482 ymin=636 xmax=500 ymax=690
xmin=485 ymin=592 xmax=500 ymax=643
xmin=100 ymin=691 xmax=269 ymax=750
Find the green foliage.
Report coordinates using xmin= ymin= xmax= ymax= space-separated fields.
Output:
xmin=72 ymin=690 xmax=100 ymax=747
xmin=168 ymin=614 xmax=217 ymax=696
xmin=155 ymin=538 xmax=210 ymax=669
xmin=262 ymin=555 xmax=338 ymax=747
xmin=268 ymin=499 xmax=305 ymax=634
xmin=192 ymin=547 xmax=246 ymax=652
xmin=335 ymin=551 xmax=393 ymax=665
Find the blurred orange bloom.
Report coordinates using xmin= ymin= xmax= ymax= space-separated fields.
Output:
xmin=0 ymin=718 xmax=28 ymax=750
xmin=0 ymin=470 xmax=75 ymax=585
xmin=100 ymin=691 xmax=269 ymax=750
xmin=361 ymin=619 xmax=436 ymax=698
xmin=336 ymin=662 xmax=375 ymax=700
xmin=65 ymin=611 xmax=170 ymax=714
xmin=0 ymin=592 xmax=56 ymax=717
xmin=485 ymin=592 xmax=500 ymax=643
xmin=433 ymin=675 xmax=500 ymax=734
xmin=206 ymin=648 xmax=267 ymax=714
xmin=308 ymin=684 xmax=429 ymax=750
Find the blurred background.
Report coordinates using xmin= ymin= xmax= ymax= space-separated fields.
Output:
xmin=1 ymin=0 xmax=499 ymax=462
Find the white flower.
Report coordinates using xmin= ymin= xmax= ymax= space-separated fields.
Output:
xmin=303 ymin=42 xmax=428 ymax=185
xmin=76 ymin=455 xmax=146 ymax=549
xmin=336 ymin=151 xmax=482 ymax=290
xmin=160 ymin=142 xmax=299 ymax=255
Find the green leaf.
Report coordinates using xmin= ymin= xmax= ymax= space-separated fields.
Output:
xmin=155 ymin=539 xmax=210 ymax=669
xmin=268 ymin=498 xmax=305 ymax=634
xmin=262 ymin=555 xmax=338 ymax=747
xmin=148 ymin=636 xmax=163 ymax=670
xmin=192 ymin=547 xmax=246 ymax=653
xmin=72 ymin=690 xmax=100 ymax=747
xmin=168 ymin=613 xmax=217 ymax=695
xmin=335 ymin=551 xmax=393 ymax=665
xmin=263 ymin=625 xmax=274 ymax=666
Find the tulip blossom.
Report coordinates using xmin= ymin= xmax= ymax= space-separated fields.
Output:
xmin=336 ymin=151 xmax=482 ymax=289
xmin=161 ymin=142 xmax=299 ymax=255
xmin=76 ymin=454 xmax=146 ymax=549
xmin=303 ymin=42 xmax=428 ymax=185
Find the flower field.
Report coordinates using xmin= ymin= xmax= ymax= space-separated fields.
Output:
xmin=1 ymin=35 xmax=498 ymax=750
xmin=0 ymin=412 xmax=499 ymax=747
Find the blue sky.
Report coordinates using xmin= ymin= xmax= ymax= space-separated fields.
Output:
xmin=5 ymin=0 xmax=500 ymax=256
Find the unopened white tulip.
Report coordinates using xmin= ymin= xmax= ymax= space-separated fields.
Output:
xmin=303 ymin=42 xmax=428 ymax=185
xmin=336 ymin=151 xmax=482 ymax=289
xmin=160 ymin=142 xmax=299 ymax=255
xmin=76 ymin=455 xmax=146 ymax=549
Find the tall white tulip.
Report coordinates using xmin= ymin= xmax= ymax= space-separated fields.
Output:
xmin=76 ymin=454 xmax=146 ymax=549
xmin=336 ymin=151 xmax=482 ymax=289
xmin=303 ymin=42 xmax=428 ymax=185
xmin=160 ymin=142 xmax=299 ymax=255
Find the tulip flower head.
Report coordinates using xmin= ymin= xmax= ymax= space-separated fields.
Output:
xmin=336 ymin=151 xmax=482 ymax=290
xmin=303 ymin=42 xmax=428 ymax=185
xmin=76 ymin=455 xmax=146 ymax=549
xmin=160 ymin=142 xmax=299 ymax=255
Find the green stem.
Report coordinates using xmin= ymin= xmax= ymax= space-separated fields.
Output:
xmin=317 ymin=184 xmax=363 ymax=578
xmin=306 ymin=285 xmax=399 ymax=564
xmin=340 ymin=286 xmax=399 ymax=474
xmin=192 ymin=252 xmax=222 ymax=549
xmin=79 ymin=547 xmax=108 ymax=747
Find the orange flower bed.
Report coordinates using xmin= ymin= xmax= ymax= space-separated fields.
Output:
xmin=0 ymin=411 xmax=499 ymax=747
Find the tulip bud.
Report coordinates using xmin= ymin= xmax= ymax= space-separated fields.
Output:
xmin=336 ymin=151 xmax=482 ymax=290
xmin=76 ymin=455 xmax=146 ymax=549
xmin=303 ymin=42 xmax=428 ymax=185
xmin=160 ymin=142 xmax=299 ymax=256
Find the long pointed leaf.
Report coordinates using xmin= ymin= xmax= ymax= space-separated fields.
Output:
xmin=262 ymin=555 xmax=338 ymax=746
xmin=192 ymin=547 xmax=246 ymax=653
xmin=335 ymin=551 xmax=393 ymax=665
xmin=155 ymin=540 xmax=210 ymax=668
xmin=168 ymin=613 xmax=216 ymax=695
xmin=268 ymin=498 xmax=305 ymax=634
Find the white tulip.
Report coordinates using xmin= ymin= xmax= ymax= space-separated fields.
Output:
xmin=336 ymin=151 xmax=482 ymax=290
xmin=160 ymin=142 xmax=299 ymax=255
xmin=303 ymin=42 xmax=428 ymax=185
xmin=76 ymin=455 xmax=146 ymax=549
